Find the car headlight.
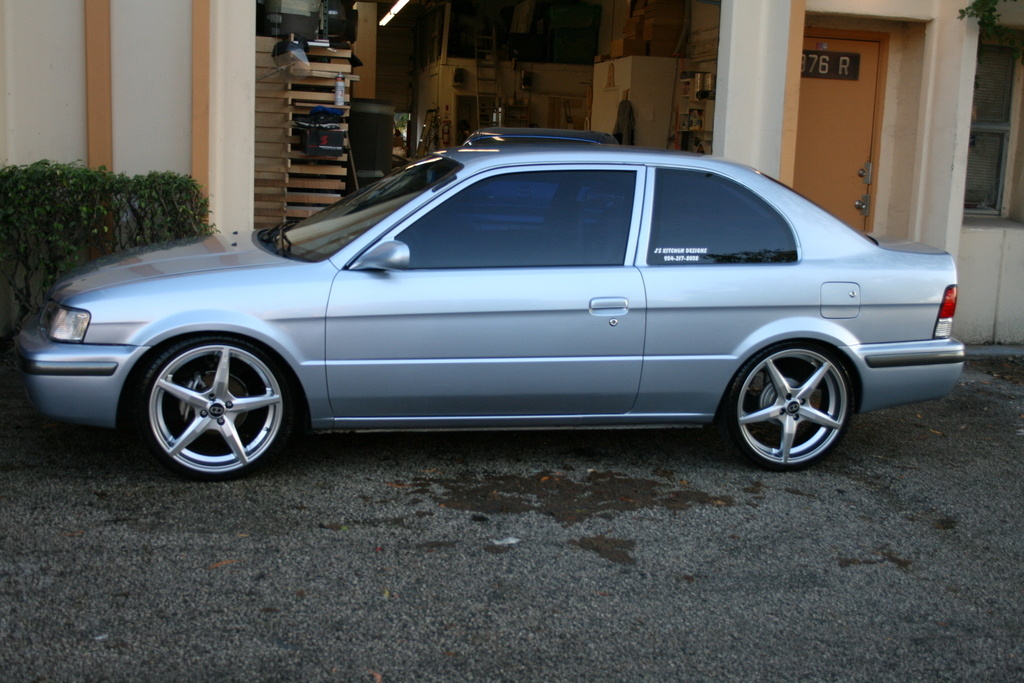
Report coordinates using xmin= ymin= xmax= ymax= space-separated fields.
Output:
xmin=42 ymin=302 xmax=91 ymax=342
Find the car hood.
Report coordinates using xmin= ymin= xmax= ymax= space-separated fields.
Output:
xmin=52 ymin=233 xmax=284 ymax=298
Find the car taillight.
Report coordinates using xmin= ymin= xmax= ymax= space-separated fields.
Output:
xmin=934 ymin=285 xmax=957 ymax=338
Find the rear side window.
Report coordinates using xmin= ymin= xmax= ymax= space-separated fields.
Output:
xmin=398 ymin=170 xmax=635 ymax=269
xmin=647 ymin=169 xmax=797 ymax=265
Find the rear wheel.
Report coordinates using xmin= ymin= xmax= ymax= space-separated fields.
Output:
xmin=135 ymin=337 xmax=294 ymax=480
xmin=719 ymin=342 xmax=852 ymax=470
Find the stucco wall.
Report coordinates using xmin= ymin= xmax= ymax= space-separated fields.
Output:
xmin=110 ymin=0 xmax=192 ymax=176
xmin=0 ymin=0 xmax=88 ymax=165
xmin=0 ymin=0 xmax=195 ymax=175
xmin=957 ymin=220 xmax=1024 ymax=343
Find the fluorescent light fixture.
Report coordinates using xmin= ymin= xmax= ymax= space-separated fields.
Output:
xmin=379 ymin=0 xmax=410 ymax=26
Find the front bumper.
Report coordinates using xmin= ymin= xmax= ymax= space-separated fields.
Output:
xmin=847 ymin=338 xmax=965 ymax=413
xmin=17 ymin=322 xmax=148 ymax=429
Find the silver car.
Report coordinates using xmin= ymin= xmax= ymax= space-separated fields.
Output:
xmin=463 ymin=127 xmax=619 ymax=146
xmin=17 ymin=146 xmax=964 ymax=480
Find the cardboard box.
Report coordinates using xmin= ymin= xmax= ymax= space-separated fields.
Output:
xmin=611 ymin=38 xmax=647 ymax=58
xmin=643 ymin=22 xmax=683 ymax=42
xmin=647 ymin=39 xmax=679 ymax=57
xmin=622 ymin=17 xmax=643 ymax=39
xmin=642 ymin=4 xmax=687 ymax=20
xmin=302 ymin=129 xmax=346 ymax=157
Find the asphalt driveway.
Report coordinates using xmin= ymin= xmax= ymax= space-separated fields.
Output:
xmin=1 ymin=348 xmax=1022 ymax=681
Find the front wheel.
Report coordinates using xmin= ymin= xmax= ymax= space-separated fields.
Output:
xmin=135 ymin=337 xmax=294 ymax=480
xmin=719 ymin=342 xmax=852 ymax=470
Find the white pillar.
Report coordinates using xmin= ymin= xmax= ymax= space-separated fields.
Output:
xmin=714 ymin=0 xmax=793 ymax=176
xmin=908 ymin=13 xmax=979 ymax=255
xmin=0 ymin=0 xmax=8 ymax=166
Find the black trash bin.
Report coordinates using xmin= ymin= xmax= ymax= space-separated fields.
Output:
xmin=349 ymin=98 xmax=395 ymax=187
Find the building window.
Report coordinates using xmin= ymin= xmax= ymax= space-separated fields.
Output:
xmin=965 ymin=46 xmax=1015 ymax=213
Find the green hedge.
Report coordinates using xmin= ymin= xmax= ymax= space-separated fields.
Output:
xmin=0 ymin=161 xmax=214 ymax=329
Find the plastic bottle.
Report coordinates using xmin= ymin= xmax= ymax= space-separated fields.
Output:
xmin=334 ymin=75 xmax=345 ymax=106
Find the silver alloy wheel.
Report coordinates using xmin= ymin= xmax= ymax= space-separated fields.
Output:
xmin=146 ymin=343 xmax=285 ymax=475
xmin=733 ymin=346 xmax=850 ymax=467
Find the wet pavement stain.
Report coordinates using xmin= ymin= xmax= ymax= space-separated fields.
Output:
xmin=401 ymin=470 xmax=735 ymax=525
xmin=571 ymin=535 xmax=637 ymax=565
xmin=416 ymin=541 xmax=459 ymax=552
xmin=838 ymin=547 xmax=914 ymax=572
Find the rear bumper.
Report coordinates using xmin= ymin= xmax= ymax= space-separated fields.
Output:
xmin=16 ymin=323 xmax=147 ymax=429
xmin=846 ymin=339 xmax=965 ymax=412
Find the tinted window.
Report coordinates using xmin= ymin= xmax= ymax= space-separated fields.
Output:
xmin=286 ymin=156 xmax=461 ymax=261
xmin=398 ymin=170 xmax=635 ymax=268
xmin=647 ymin=169 xmax=797 ymax=265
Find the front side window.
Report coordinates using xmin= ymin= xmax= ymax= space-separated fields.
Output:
xmin=647 ymin=169 xmax=797 ymax=265
xmin=398 ymin=169 xmax=636 ymax=268
xmin=965 ymin=45 xmax=1014 ymax=213
xmin=285 ymin=156 xmax=462 ymax=261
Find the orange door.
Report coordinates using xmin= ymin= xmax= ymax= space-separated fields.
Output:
xmin=793 ymin=35 xmax=883 ymax=231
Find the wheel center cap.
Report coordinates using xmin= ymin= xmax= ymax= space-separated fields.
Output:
xmin=208 ymin=403 xmax=226 ymax=418
xmin=786 ymin=401 xmax=801 ymax=415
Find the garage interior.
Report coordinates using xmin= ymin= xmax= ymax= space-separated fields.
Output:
xmin=254 ymin=0 xmax=720 ymax=226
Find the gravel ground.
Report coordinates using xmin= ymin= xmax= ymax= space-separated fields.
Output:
xmin=1 ymin=346 xmax=1023 ymax=681
xmin=968 ymin=353 xmax=1024 ymax=385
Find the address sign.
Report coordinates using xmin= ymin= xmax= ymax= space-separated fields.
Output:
xmin=801 ymin=50 xmax=861 ymax=81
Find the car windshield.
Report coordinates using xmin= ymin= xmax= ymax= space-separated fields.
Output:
xmin=284 ymin=155 xmax=462 ymax=261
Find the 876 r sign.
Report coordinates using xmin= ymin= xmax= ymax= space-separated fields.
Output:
xmin=802 ymin=50 xmax=860 ymax=80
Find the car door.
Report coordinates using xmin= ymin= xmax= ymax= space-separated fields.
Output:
xmin=634 ymin=166 xmax=805 ymax=417
xmin=324 ymin=166 xmax=647 ymax=423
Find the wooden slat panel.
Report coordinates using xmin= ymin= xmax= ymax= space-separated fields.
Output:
xmin=256 ymin=112 xmax=289 ymax=127
xmin=294 ymin=63 xmax=353 ymax=79
xmin=308 ymin=46 xmax=352 ymax=59
xmin=288 ymin=163 xmax=347 ymax=176
xmin=256 ymin=142 xmax=290 ymax=156
xmin=286 ymin=177 xmax=346 ymax=190
xmin=287 ymin=191 xmax=342 ymax=203
xmin=255 ymin=39 xmax=350 ymax=227
xmin=255 ymin=129 xmax=293 ymax=145
xmin=256 ymin=36 xmax=279 ymax=51
xmin=286 ymin=207 xmax=321 ymax=218
xmin=289 ymin=90 xmax=339 ymax=104
xmin=256 ymin=99 xmax=292 ymax=114
xmin=290 ymin=149 xmax=346 ymax=160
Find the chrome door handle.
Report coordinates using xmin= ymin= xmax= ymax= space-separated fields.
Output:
xmin=589 ymin=297 xmax=629 ymax=316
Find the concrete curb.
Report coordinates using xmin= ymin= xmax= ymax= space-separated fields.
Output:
xmin=965 ymin=345 xmax=1024 ymax=358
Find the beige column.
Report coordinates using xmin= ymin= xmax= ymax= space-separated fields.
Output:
xmin=85 ymin=0 xmax=113 ymax=170
xmin=714 ymin=0 xmax=795 ymax=177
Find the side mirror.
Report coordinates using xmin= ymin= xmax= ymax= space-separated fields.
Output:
xmin=349 ymin=240 xmax=410 ymax=271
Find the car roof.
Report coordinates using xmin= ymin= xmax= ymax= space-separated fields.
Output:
xmin=463 ymin=127 xmax=619 ymax=146
xmin=433 ymin=143 xmax=760 ymax=178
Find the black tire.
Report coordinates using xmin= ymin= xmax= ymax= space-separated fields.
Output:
xmin=135 ymin=336 xmax=294 ymax=480
xmin=719 ymin=342 xmax=852 ymax=470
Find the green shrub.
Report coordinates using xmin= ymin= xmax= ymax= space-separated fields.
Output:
xmin=0 ymin=161 xmax=214 ymax=329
